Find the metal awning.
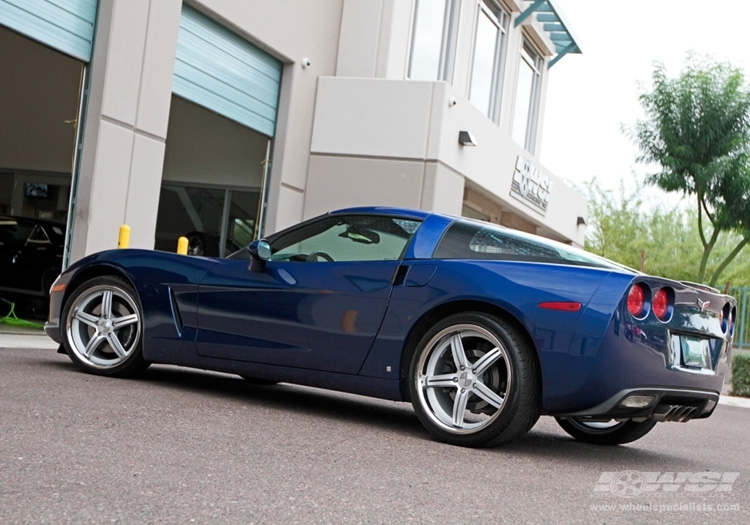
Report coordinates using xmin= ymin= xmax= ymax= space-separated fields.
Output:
xmin=514 ymin=0 xmax=582 ymax=68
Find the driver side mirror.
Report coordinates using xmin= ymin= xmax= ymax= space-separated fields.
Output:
xmin=247 ymin=239 xmax=272 ymax=272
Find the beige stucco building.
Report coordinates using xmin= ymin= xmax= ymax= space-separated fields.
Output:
xmin=0 ymin=0 xmax=586 ymax=266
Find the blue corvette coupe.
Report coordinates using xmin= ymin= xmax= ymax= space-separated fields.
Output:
xmin=45 ymin=207 xmax=736 ymax=448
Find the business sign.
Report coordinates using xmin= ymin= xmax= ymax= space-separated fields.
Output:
xmin=510 ymin=156 xmax=552 ymax=215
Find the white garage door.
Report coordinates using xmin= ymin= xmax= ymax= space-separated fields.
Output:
xmin=0 ymin=0 xmax=97 ymax=62
xmin=173 ymin=5 xmax=282 ymax=138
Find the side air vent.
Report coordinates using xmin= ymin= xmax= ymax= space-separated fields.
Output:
xmin=168 ymin=286 xmax=184 ymax=336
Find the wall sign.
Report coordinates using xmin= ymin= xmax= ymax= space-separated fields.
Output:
xmin=510 ymin=155 xmax=552 ymax=215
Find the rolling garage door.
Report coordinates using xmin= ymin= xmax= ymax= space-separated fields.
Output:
xmin=173 ymin=5 xmax=282 ymax=137
xmin=0 ymin=0 xmax=97 ymax=61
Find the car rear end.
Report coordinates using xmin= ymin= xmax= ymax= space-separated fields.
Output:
xmin=554 ymin=276 xmax=736 ymax=423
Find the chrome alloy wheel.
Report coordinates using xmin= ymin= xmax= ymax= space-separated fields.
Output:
xmin=65 ymin=284 xmax=141 ymax=370
xmin=566 ymin=419 xmax=624 ymax=432
xmin=414 ymin=324 xmax=512 ymax=435
xmin=554 ymin=415 xmax=658 ymax=445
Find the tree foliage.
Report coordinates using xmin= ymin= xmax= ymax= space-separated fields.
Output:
xmin=626 ymin=54 xmax=750 ymax=286
xmin=583 ymin=179 xmax=750 ymax=288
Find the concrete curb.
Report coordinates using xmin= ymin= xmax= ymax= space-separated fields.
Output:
xmin=718 ymin=395 xmax=750 ymax=409
xmin=0 ymin=334 xmax=58 ymax=350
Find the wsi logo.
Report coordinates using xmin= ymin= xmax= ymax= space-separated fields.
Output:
xmin=594 ymin=471 xmax=740 ymax=497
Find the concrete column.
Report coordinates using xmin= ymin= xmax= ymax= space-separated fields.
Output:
xmin=70 ymin=0 xmax=182 ymax=262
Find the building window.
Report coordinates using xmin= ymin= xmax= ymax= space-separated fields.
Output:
xmin=511 ymin=39 xmax=543 ymax=152
xmin=408 ymin=0 xmax=459 ymax=81
xmin=468 ymin=1 xmax=509 ymax=120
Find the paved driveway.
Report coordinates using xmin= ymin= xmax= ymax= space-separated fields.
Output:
xmin=1 ymin=342 xmax=748 ymax=524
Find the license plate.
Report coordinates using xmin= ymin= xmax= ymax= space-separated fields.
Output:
xmin=680 ymin=335 xmax=711 ymax=369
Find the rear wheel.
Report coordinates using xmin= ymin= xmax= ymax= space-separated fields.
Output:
xmin=62 ymin=276 xmax=149 ymax=377
xmin=408 ymin=312 xmax=539 ymax=448
xmin=555 ymin=417 xmax=657 ymax=445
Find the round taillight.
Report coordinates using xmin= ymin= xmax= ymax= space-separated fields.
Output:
xmin=627 ymin=284 xmax=646 ymax=317
xmin=722 ymin=303 xmax=733 ymax=334
xmin=653 ymin=288 xmax=669 ymax=320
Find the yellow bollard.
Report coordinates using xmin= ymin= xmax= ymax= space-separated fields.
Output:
xmin=177 ymin=236 xmax=188 ymax=255
xmin=118 ymin=224 xmax=130 ymax=249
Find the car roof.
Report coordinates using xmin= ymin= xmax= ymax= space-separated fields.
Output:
xmin=328 ymin=206 xmax=434 ymax=221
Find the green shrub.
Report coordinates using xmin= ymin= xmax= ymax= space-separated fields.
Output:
xmin=731 ymin=353 xmax=750 ymax=398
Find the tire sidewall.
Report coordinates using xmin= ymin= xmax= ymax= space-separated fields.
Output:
xmin=408 ymin=312 xmax=538 ymax=447
xmin=555 ymin=417 xmax=658 ymax=446
xmin=61 ymin=275 xmax=146 ymax=377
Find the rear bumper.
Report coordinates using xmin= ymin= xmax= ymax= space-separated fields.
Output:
xmin=555 ymin=387 xmax=720 ymax=422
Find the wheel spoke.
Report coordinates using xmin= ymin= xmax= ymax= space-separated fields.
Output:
xmin=473 ymin=347 xmax=503 ymax=376
xmin=83 ymin=333 xmax=105 ymax=358
xmin=106 ymin=333 xmax=128 ymax=359
xmin=74 ymin=309 xmax=100 ymax=328
xmin=112 ymin=313 xmax=138 ymax=329
xmin=452 ymin=388 xmax=471 ymax=428
xmin=425 ymin=373 xmax=458 ymax=389
xmin=101 ymin=290 xmax=113 ymax=318
xmin=450 ymin=333 xmax=470 ymax=369
xmin=473 ymin=382 xmax=505 ymax=409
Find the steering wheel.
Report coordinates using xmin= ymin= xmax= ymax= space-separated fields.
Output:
xmin=306 ymin=251 xmax=334 ymax=262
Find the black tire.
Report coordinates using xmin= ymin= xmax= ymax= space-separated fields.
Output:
xmin=61 ymin=276 xmax=149 ymax=377
xmin=408 ymin=312 xmax=539 ymax=448
xmin=555 ymin=417 xmax=658 ymax=445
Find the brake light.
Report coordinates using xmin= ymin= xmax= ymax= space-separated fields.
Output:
xmin=627 ymin=284 xmax=647 ymax=317
xmin=652 ymin=288 xmax=670 ymax=321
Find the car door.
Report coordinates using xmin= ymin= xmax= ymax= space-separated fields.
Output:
xmin=12 ymin=223 xmax=61 ymax=295
xmin=0 ymin=219 xmax=21 ymax=293
xmin=0 ymin=218 xmax=37 ymax=294
xmin=195 ymin=214 xmax=421 ymax=374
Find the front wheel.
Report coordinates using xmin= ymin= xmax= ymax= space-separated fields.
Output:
xmin=62 ymin=276 xmax=149 ymax=377
xmin=408 ymin=312 xmax=539 ymax=448
xmin=555 ymin=417 xmax=658 ymax=445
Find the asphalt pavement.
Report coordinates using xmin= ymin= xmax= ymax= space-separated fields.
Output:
xmin=1 ymin=326 xmax=748 ymax=524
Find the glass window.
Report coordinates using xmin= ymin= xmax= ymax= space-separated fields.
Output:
xmin=469 ymin=1 xmax=509 ymax=120
xmin=227 ymin=190 xmax=260 ymax=251
xmin=270 ymin=216 xmax=421 ymax=263
xmin=408 ymin=0 xmax=459 ymax=81
xmin=511 ymin=39 xmax=543 ymax=152
xmin=0 ymin=219 xmax=27 ymax=247
xmin=154 ymin=185 xmax=260 ymax=257
xmin=433 ymin=219 xmax=625 ymax=270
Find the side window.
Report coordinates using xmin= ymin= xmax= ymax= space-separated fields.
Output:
xmin=0 ymin=220 xmax=33 ymax=248
xmin=408 ymin=0 xmax=460 ymax=81
xmin=27 ymin=225 xmax=51 ymax=246
xmin=270 ymin=216 xmax=421 ymax=263
xmin=0 ymin=224 xmax=18 ymax=248
xmin=433 ymin=220 xmax=617 ymax=269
